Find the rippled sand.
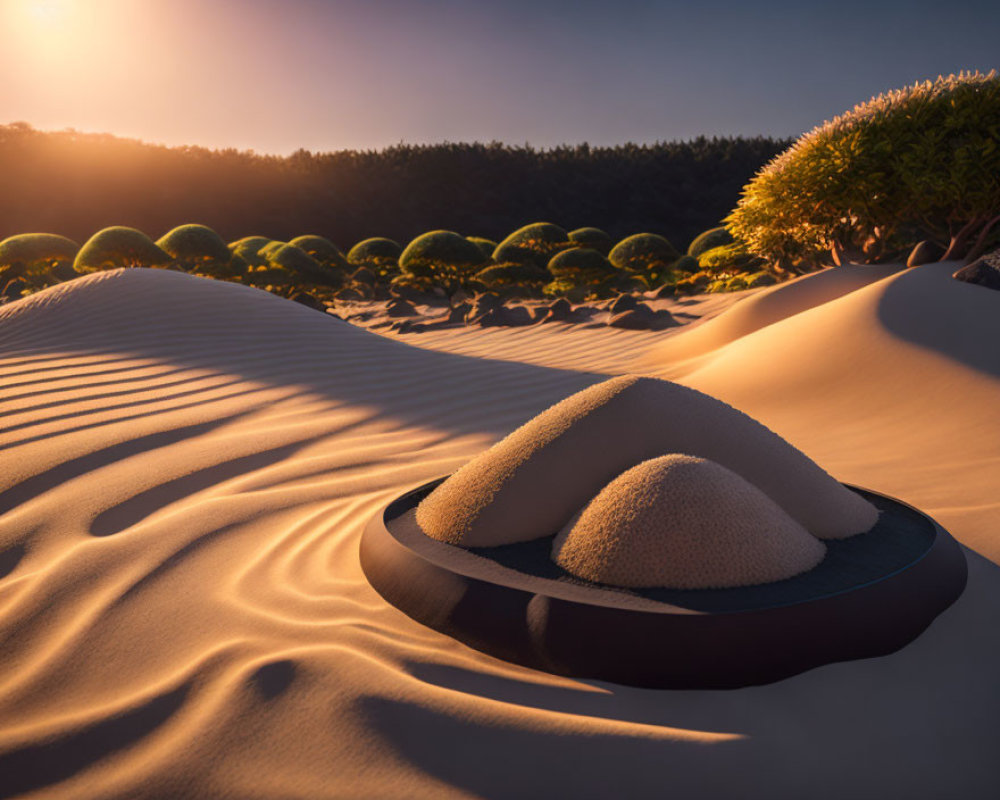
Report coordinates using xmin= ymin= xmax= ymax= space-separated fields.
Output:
xmin=1 ymin=265 xmax=998 ymax=799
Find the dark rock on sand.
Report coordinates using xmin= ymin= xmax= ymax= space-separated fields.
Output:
xmin=448 ymin=302 xmax=472 ymax=323
xmin=609 ymin=304 xmax=678 ymax=331
xmin=537 ymin=298 xmax=573 ymax=324
xmin=907 ymin=240 xmax=945 ymax=267
xmin=953 ymin=251 xmax=1000 ymax=290
xmin=386 ymin=298 xmax=419 ymax=317
xmin=478 ymin=305 xmax=533 ymax=327
xmin=467 ymin=293 xmax=502 ymax=322
xmin=609 ymin=294 xmax=640 ymax=315
xmin=652 ymin=283 xmax=675 ymax=299
xmin=290 ymin=292 xmax=327 ymax=312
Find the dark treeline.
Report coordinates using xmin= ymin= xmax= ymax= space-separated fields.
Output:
xmin=0 ymin=123 xmax=791 ymax=250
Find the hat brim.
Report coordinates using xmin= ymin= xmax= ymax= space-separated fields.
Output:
xmin=360 ymin=478 xmax=967 ymax=689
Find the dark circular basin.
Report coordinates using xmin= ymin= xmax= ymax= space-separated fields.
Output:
xmin=360 ymin=478 xmax=967 ymax=689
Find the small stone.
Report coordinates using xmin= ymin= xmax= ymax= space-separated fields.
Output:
xmin=907 ymin=240 xmax=944 ymax=267
xmin=386 ymin=298 xmax=418 ymax=317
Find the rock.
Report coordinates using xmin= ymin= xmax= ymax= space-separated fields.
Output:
xmin=652 ymin=283 xmax=675 ymax=299
xmin=609 ymin=308 xmax=653 ymax=330
xmin=537 ymin=297 xmax=573 ymax=323
xmin=505 ymin=306 xmax=534 ymax=326
xmin=450 ymin=288 xmax=472 ymax=306
xmin=448 ymin=302 xmax=472 ymax=323
xmin=907 ymin=240 xmax=944 ymax=267
xmin=609 ymin=294 xmax=639 ymax=315
xmin=468 ymin=292 xmax=503 ymax=322
xmin=607 ymin=304 xmax=675 ymax=331
xmin=290 ymin=292 xmax=326 ymax=312
xmin=386 ymin=298 xmax=419 ymax=317
xmin=478 ymin=305 xmax=533 ymax=327
xmin=335 ymin=287 xmax=365 ymax=302
xmin=649 ymin=309 xmax=679 ymax=330
xmin=953 ymin=250 xmax=1000 ymax=290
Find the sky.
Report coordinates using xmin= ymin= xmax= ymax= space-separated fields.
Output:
xmin=1 ymin=0 xmax=998 ymax=155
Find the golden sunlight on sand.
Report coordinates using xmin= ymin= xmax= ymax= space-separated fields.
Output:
xmin=0 ymin=264 xmax=998 ymax=797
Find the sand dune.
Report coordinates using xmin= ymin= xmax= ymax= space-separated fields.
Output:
xmin=1 ymin=267 xmax=998 ymax=798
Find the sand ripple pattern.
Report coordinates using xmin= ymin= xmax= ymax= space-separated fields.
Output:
xmin=0 ymin=268 xmax=998 ymax=799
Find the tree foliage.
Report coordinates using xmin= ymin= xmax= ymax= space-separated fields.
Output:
xmin=399 ymin=230 xmax=486 ymax=282
xmin=568 ymin=227 xmax=613 ymax=255
xmin=687 ymin=226 xmax=734 ymax=258
xmin=727 ymin=71 xmax=1000 ymax=267
xmin=608 ymin=233 xmax=679 ymax=285
xmin=157 ymin=224 xmax=232 ymax=276
xmin=467 ymin=236 xmax=498 ymax=259
xmin=74 ymin=226 xmax=170 ymax=272
xmin=0 ymin=233 xmax=78 ymax=274
xmin=492 ymin=222 xmax=571 ymax=268
xmin=346 ymin=237 xmax=402 ymax=276
xmin=475 ymin=261 xmax=550 ymax=287
xmin=289 ymin=235 xmax=350 ymax=271
xmin=0 ymin=123 xmax=787 ymax=268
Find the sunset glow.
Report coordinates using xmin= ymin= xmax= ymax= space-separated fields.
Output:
xmin=0 ymin=0 xmax=997 ymax=155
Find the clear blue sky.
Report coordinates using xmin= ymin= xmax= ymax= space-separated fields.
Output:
xmin=1 ymin=0 xmax=998 ymax=153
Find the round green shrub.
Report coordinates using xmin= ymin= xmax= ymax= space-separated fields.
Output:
xmin=745 ymin=270 xmax=778 ymax=289
xmin=0 ymin=233 xmax=79 ymax=278
xmin=258 ymin=241 xmax=286 ymax=261
xmin=267 ymin=243 xmax=342 ymax=288
xmin=157 ymin=224 xmax=231 ymax=269
xmin=608 ymin=233 xmax=679 ymax=274
xmin=74 ymin=227 xmax=170 ymax=272
xmin=475 ymin=262 xmax=551 ymax=287
xmin=687 ymin=226 xmax=734 ymax=258
xmin=727 ymin=71 xmax=1000 ymax=266
xmin=568 ymin=227 xmax=614 ymax=255
xmin=289 ymin=235 xmax=350 ymax=271
xmin=492 ymin=222 xmax=571 ymax=268
xmin=674 ymin=270 xmax=712 ymax=294
xmin=671 ymin=254 xmax=700 ymax=274
xmin=347 ymin=238 xmax=402 ymax=275
xmin=698 ymin=242 xmax=762 ymax=274
xmin=229 ymin=236 xmax=273 ymax=268
xmin=467 ymin=237 xmax=498 ymax=260
xmin=547 ymin=247 xmax=618 ymax=285
xmin=399 ymin=230 xmax=486 ymax=282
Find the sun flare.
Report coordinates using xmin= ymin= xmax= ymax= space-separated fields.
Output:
xmin=26 ymin=0 xmax=67 ymax=24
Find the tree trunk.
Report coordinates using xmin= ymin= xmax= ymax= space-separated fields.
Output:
xmin=963 ymin=213 xmax=1000 ymax=263
xmin=940 ymin=217 xmax=984 ymax=261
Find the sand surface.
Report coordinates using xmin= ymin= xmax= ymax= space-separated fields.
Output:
xmin=1 ymin=265 xmax=998 ymax=798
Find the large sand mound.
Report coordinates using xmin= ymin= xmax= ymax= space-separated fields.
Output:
xmin=417 ymin=375 xmax=877 ymax=546
xmin=642 ymin=263 xmax=903 ymax=370
xmin=0 ymin=265 xmax=998 ymax=799
xmin=551 ymin=454 xmax=826 ymax=589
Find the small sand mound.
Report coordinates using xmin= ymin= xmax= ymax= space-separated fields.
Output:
xmin=551 ymin=455 xmax=827 ymax=589
xmin=416 ymin=375 xmax=878 ymax=546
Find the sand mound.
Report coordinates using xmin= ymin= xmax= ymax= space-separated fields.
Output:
xmin=416 ymin=375 xmax=877 ymax=546
xmin=0 ymin=264 xmax=997 ymax=798
xmin=641 ymin=263 xmax=903 ymax=369
xmin=551 ymin=454 xmax=826 ymax=589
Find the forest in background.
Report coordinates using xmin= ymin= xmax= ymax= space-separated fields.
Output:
xmin=0 ymin=123 xmax=790 ymax=251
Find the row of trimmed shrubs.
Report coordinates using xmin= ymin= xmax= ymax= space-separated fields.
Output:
xmin=0 ymin=222 xmax=778 ymax=302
